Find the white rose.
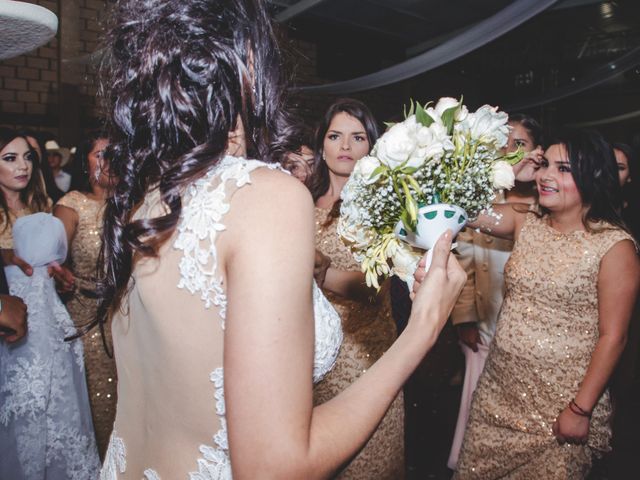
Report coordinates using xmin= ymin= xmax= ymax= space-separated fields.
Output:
xmin=455 ymin=104 xmax=469 ymax=122
xmin=353 ymin=155 xmax=383 ymax=184
xmin=460 ymin=105 xmax=509 ymax=147
xmin=434 ymin=97 xmax=460 ymax=117
xmin=390 ymin=242 xmax=421 ymax=283
xmin=491 ymin=160 xmax=515 ymax=190
xmin=374 ymin=120 xmax=418 ymax=169
xmin=412 ymin=123 xmax=454 ymax=163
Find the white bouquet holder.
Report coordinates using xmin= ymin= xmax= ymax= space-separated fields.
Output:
xmin=394 ymin=203 xmax=467 ymax=274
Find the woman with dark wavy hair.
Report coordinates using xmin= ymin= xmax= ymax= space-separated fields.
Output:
xmin=309 ymin=98 xmax=405 ymax=479
xmin=453 ymin=130 xmax=640 ymax=479
xmin=97 ymin=1 xmax=465 ymax=478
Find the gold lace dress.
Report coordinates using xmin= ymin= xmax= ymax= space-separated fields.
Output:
xmin=57 ymin=191 xmax=116 ymax=458
xmin=454 ymin=213 xmax=635 ymax=479
xmin=314 ymin=207 xmax=405 ymax=479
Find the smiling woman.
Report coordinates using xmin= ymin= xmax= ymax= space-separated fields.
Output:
xmin=453 ymin=130 xmax=640 ymax=479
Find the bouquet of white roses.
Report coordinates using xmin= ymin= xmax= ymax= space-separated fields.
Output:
xmin=337 ymin=97 xmax=522 ymax=289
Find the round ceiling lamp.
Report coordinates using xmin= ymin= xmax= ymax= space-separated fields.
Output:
xmin=0 ymin=1 xmax=58 ymax=60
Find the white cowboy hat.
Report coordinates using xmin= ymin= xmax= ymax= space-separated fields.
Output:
xmin=0 ymin=1 xmax=58 ymax=60
xmin=45 ymin=140 xmax=71 ymax=167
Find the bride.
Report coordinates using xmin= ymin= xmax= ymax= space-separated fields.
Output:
xmin=97 ymin=1 xmax=465 ymax=478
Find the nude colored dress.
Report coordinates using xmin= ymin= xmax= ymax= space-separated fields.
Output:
xmin=57 ymin=190 xmax=117 ymax=458
xmin=314 ymin=207 xmax=405 ymax=480
xmin=454 ymin=213 xmax=635 ymax=479
xmin=100 ymin=157 xmax=342 ymax=479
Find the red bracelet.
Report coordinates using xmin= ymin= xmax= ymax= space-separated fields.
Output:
xmin=569 ymin=399 xmax=592 ymax=418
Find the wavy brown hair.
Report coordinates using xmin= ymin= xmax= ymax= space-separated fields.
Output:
xmin=0 ymin=128 xmax=50 ymax=232
xmin=97 ymin=0 xmax=292 ymax=326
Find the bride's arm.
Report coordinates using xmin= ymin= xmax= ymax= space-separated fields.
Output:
xmin=221 ymin=169 xmax=465 ymax=479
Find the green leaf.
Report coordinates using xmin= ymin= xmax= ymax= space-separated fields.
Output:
xmin=400 ymin=209 xmax=417 ymax=233
xmin=384 ymin=121 xmax=396 ymax=129
xmin=501 ymin=149 xmax=525 ymax=165
xmin=441 ymin=104 xmax=459 ymax=135
xmin=404 ymin=99 xmax=416 ymax=119
xmin=400 ymin=166 xmax=418 ymax=175
xmin=415 ymin=105 xmax=435 ymax=127
xmin=369 ymin=165 xmax=386 ymax=181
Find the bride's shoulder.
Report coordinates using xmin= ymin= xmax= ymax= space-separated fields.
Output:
xmin=222 ymin=158 xmax=312 ymax=207
xmin=246 ymin=166 xmax=312 ymax=207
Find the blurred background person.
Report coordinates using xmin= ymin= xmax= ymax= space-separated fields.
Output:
xmin=281 ymin=124 xmax=315 ymax=185
xmin=53 ymin=132 xmax=116 ymax=458
xmin=45 ymin=139 xmax=72 ymax=193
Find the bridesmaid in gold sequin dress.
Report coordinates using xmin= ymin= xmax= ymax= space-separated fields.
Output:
xmin=54 ymin=134 xmax=117 ymax=458
xmin=453 ymin=131 xmax=640 ymax=479
xmin=310 ymin=99 xmax=405 ymax=479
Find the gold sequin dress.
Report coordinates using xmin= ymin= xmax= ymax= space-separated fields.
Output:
xmin=57 ymin=191 xmax=116 ymax=458
xmin=314 ymin=207 xmax=405 ymax=479
xmin=454 ymin=213 xmax=635 ymax=479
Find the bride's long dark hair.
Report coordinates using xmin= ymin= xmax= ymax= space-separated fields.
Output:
xmin=97 ymin=0 xmax=292 ymax=325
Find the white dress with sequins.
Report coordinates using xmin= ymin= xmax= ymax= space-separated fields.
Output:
xmin=99 ymin=156 xmax=342 ymax=479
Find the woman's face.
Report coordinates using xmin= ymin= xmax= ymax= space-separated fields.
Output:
xmin=322 ymin=112 xmax=370 ymax=178
xmin=88 ymin=138 xmax=115 ymax=189
xmin=614 ymin=148 xmax=631 ymax=187
xmin=0 ymin=137 xmax=34 ymax=197
xmin=284 ymin=145 xmax=315 ymax=184
xmin=503 ymin=121 xmax=536 ymax=154
xmin=536 ymin=144 xmax=583 ymax=214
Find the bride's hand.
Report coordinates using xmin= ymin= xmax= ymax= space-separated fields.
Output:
xmin=409 ymin=231 xmax=465 ymax=332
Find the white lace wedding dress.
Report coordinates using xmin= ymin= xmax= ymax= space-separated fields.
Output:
xmin=100 ymin=156 xmax=343 ymax=479
xmin=0 ymin=213 xmax=101 ymax=479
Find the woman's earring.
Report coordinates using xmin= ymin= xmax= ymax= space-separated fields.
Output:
xmin=322 ymin=152 xmax=326 ymax=161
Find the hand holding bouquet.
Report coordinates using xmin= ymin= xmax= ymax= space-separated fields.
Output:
xmin=338 ymin=97 xmax=523 ymax=289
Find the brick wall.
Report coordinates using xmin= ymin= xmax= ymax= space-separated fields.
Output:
xmin=0 ymin=0 xmax=108 ymax=144
xmin=2 ymin=4 xmax=408 ymax=145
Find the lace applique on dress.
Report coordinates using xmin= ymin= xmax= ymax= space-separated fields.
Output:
xmin=101 ymin=157 xmax=342 ymax=479
xmin=100 ymin=431 xmax=126 ymax=480
xmin=173 ymin=156 xmax=281 ymax=327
